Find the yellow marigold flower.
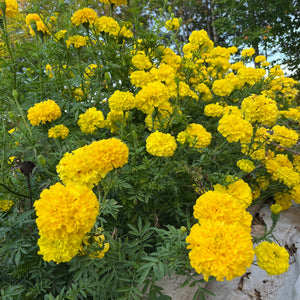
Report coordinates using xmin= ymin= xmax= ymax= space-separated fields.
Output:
xmin=132 ymin=51 xmax=152 ymax=70
xmin=48 ymin=124 xmax=69 ymax=139
xmin=135 ymin=81 xmax=170 ymax=114
xmin=99 ymin=0 xmax=127 ymax=6
xmin=57 ymin=138 xmax=129 ymax=188
xmin=177 ymin=123 xmax=211 ymax=149
xmin=177 ymin=81 xmax=198 ymax=100
xmin=165 ymin=18 xmax=180 ymax=31
xmin=231 ymin=61 xmax=245 ymax=71
xmin=71 ymin=8 xmax=98 ymax=26
xmin=150 ymin=63 xmax=176 ymax=85
xmin=188 ymin=30 xmax=214 ymax=52
xmin=241 ymin=47 xmax=255 ymax=57
xmin=270 ymin=203 xmax=282 ymax=214
xmin=270 ymin=125 xmax=298 ymax=148
xmin=195 ymin=83 xmax=212 ymax=102
xmin=214 ymin=179 xmax=253 ymax=208
xmin=130 ymin=70 xmax=154 ymax=88
xmin=204 ymin=103 xmax=224 ymax=117
xmin=37 ymin=235 xmax=83 ymax=263
xmin=66 ymin=35 xmax=88 ymax=48
xmin=228 ymin=46 xmax=237 ymax=54
xmin=25 ymin=13 xmax=41 ymax=36
xmin=0 ymin=200 xmax=14 ymax=212
xmin=105 ymin=110 xmax=127 ymax=133
xmin=255 ymin=241 xmax=289 ymax=275
xmin=146 ymin=131 xmax=177 ymax=157
xmin=0 ymin=0 xmax=18 ymax=18
xmin=27 ymin=99 xmax=61 ymax=126
xmin=108 ymin=90 xmax=135 ymax=111
xmin=94 ymin=16 xmax=120 ymax=36
xmin=161 ymin=46 xmax=182 ymax=68
xmin=54 ymin=30 xmax=67 ymax=41
xmin=241 ymin=94 xmax=278 ymax=126
xmin=255 ymin=55 xmax=266 ymax=63
xmin=34 ymin=183 xmax=99 ymax=241
xmin=193 ymin=191 xmax=252 ymax=230
xmin=218 ymin=114 xmax=253 ymax=144
xmin=270 ymin=65 xmax=284 ymax=77
xmin=274 ymin=190 xmax=293 ymax=211
xmin=261 ymin=61 xmax=270 ymax=67
xmin=237 ymin=159 xmax=255 ymax=173
xmin=78 ymin=107 xmax=105 ymax=134
xmin=212 ymin=78 xmax=234 ymax=96
xmin=8 ymin=127 xmax=16 ymax=134
xmin=237 ymin=67 xmax=265 ymax=86
xmin=119 ymin=26 xmax=133 ymax=38
xmin=186 ymin=222 xmax=254 ymax=281
xmin=291 ymin=185 xmax=300 ymax=204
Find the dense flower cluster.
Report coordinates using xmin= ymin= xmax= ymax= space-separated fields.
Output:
xmin=99 ymin=0 xmax=127 ymax=6
xmin=66 ymin=35 xmax=88 ymax=48
xmin=270 ymin=125 xmax=298 ymax=148
xmin=146 ymin=131 xmax=177 ymax=157
xmin=48 ymin=124 xmax=69 ymax=139
xmin=241 ymin=47 xmax=255 ymax=57
xmin=77 ymin=107 xmax=105 ymax=134
xmin=57 ymin=138 xmax=129 ymax=188
xmin=34 ymin=183 xmax=99 ymax=263
xmin=105 ymin=110 xmax=127 ymax=133
xmin=27 ymin=100 xmax=61 ymax=126
xmin=255 ymin=241 xmax=289 ymax=275
xmin=177 ymin=123 xmax=211 ymax=149
xmin=0 ymin=0 xmax=18 ymax=18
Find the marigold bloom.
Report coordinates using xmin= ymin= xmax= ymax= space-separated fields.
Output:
xmin=212 ymin=79 xmax=234 ymax=96
xmin=255 ymin=241 xmax=289 ymax=275
xmin=146 ymin=131 xmax=177 ymax=157
xmin=188 ymin=30 xmax=214 ymax=52
xmin=135 ymin=81 xmax=170 ymax=114
xmin=237 ymin=159 xmax=255 ymax=173
xmin=195 ymin=83 xmax=212 ymax=102
xmin=48 ymin=124 xmax=69 ymax=139
xmin=66 ymin=35 xmax=88 ymax=48
xmin=186 ymin=222 xmax=254 ymax=281
xmin=241 ymin=94 xmax=278 ymax=126
xmin=255 ymin=55 xmax=267 ymax=63
xmin=177 ymin=123 xmax=211 ymax=149
xmin=130 ymin=70 xmax=154 ymax=88
xmin=108 ymin=90 xmax=135 ymax=111
xmin=218 ymin=114 xmax=253 ymax=144
xmin=27 ymin=99 xmax=61 ymax=126
xmin=34 ymin=183 xmax=99 ymax=241
xmin=270 ymin=125 xmax=298 ymax=148
xmin=237 ymin=67 xmax=265 ymax=86
xmin=193 ymin=191 xmax=252 ymax=229
xmin=78 ymin=107 xmax=105 ymax=134
xmin=274 ymin=191 xmax=293 ymax=210
xmin=214 ymin=179 xmax=253 ymax=208
xmin=94 ymin=16 xmax=120 ymax=36
xmin=0 ymin=0 xmax=18 ymax=18
xmin=270 ymin=203 xmax=282 ymax=214
xmin=165 ymin=18 xmax=180 ymax=31
xmin=71 ymin=8 xmax=98 ymax=26
xmin=0 ymin=199 xmax=14 ymax=212
xmin=57 ymin=138 xmax=129 ymax=188
xmin=25 ymin=13 xmax=50 ymax=36
xmin=241 ymin=47 xmax=255 ymax=57
xmin=132 ymin=51 xmax=152 ymax=70
xmin=37 ymin=235 xmax=82 ymax=263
